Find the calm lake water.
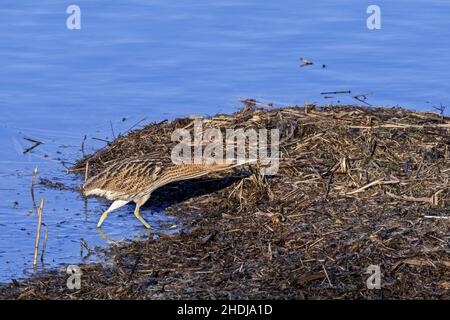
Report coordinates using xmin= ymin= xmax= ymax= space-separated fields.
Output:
xmin=1 ymin=0 xmax=449 ymax=283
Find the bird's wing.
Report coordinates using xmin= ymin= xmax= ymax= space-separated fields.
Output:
xmin=147 ymin=161 xmax=241 ymax=193
xmin=83 ymin=157 xmax=163 ymax=197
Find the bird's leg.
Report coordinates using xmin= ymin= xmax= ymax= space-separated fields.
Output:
xmin=97 ymin=200 xmax=129 ymax=228
xmin=133 ymin=204 xmax=151 ymax=229
xmin=97 ymin=211 xmax=109 ymax=228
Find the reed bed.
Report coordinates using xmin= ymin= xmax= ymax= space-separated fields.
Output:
xmin=1 ymin=103 xmax=449 ymax=299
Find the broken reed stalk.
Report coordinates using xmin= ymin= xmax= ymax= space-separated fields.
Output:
xmin=23 ymin=137 xmax=43 ymax=154
xmin=80 ymin=238 xmax=92 ymax=258
xmin=320 ymin=90 xmax=351 ymax=95
xmin=110 ymin=120 xmax=116 ymax=139
xmin=40 ymin=223 xmax=48 ymax=263
xmin=81 ymin=134 xmax=87 ymax=158
xmin=31 ymin=167 xmax=38 ymax=215
xmin=423 ymin=215 xmax=450 ymax=220
xmin=33 ymin=198 xmax=44 ymax=267
xmin=346 ymin=177 xmax=400 ymax=195
xmin=84 ymin=160 xmax=89 ymax=183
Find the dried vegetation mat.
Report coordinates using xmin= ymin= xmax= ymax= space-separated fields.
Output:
xmin=1 ymin=103 xmax=449 ymax=299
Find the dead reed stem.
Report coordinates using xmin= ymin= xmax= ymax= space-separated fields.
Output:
xmin=84 ymin=161 xmax=89 ymax=183
xmin=33 ymin=198 xmax=44 ymax=267
xmin=31 ymin=167 xmax=38 ymax=215
xmin=40 ymin=223 xmax=48 ymax=263
xmin=346 ymin=177 xmax=400 ymax=195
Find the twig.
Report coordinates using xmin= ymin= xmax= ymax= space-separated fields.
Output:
xmin=80 ymin=238 xmax=92 ymax=258
xmin=432 ymin=103 xmax=446 ymax=122
xmin=320 ymin=90 xmax=351 ymax=95
xmin=353 ymin=93 xmax=370 ymax=99
xmin=124 ymin=117 xmax=148 ymax=134
xmin=110 ymin=120 xmax=116 ymax=139
xmin=349 ymin=123 xmax=450 ymax=129
xmin=31 ymin=167 xmax=38 ymax=215
xmin=81 ymin=135 xmax=87 ymax=157
xmin=23 ymin=137 xmax=43 ymax=154
xmin=237 ymin=98 xmax=280 ymax=109
xmin=386 ymin=192 xmax=429 ymax=203
xmin=84 ymin=161 xmax=89 ymax=183
xmin=91 ymin=137 xmax=111 ymax=144
xmin=354 ymin=96 xmax=372 ymax=106
xmin=33 ymin=198 xmax=44 ymax=267
xmin=40 ymin=223 xmax=48 ymax=263
xmin=322 ymin=265 xmax=332 ymax=287
xmin=346 ymin=177 xmax=400 ymax=195
xmin=66 ymin=167 xmax=86 ymax=173
xmin=23 ymin=137 xmax=42 ymax=144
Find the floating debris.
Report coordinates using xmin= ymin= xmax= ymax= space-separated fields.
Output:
xmin=353 ymin=93 xmax=372 ymax=106
xmin=23 ymin=137 xmax=43 ymax=154
xmin=30 ymin=167 xmax=38 ymax=215
xmin=320 ymin=90 xmax=351 ymax=95
xmin=300 ymin=57 xmax=314 ymax=67
xmin=32 ymin=199 xmax=44 ymax=267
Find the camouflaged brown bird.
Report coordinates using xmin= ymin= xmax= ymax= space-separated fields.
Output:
xmin=82 ymin=157 xmax=242 ymax=229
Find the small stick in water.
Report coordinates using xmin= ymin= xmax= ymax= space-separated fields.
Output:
xmin=84 ymin=160 xmax=89 ymax=183
xmin=81 ymin=135 xmax=87 ymax=157
xmin=23 ymin=137 xmax=43 ymax=154
xmin=423 ymin=215 xmax=450 ymax=220
xmin=33 ymin=198 xmax=44 ymax=267
xmin=31 ymin=167 xmax=38 ymax=215
xmin=110 ymin=120 xmax=116 ymax=139
xmin=320 ymin=90 xmax=351 ymax=95
xmin=353 ymin=93 xmax=372 ymax=106
xmin=124 ymin=117 xmax=148 ymax=134
xmin=80 ymin=238 xmax=92 ymax=258
xmin=91 ymin=137 xmax=111 ymax=144
xmin=40 ymin=223 xmax=48 ymax=263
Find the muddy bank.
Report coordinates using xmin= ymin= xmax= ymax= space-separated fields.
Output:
xmin=1 ymin=103 xmax=449 ymax=299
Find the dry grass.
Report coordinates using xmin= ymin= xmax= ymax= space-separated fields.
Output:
xmin=1 ymin=102 xmax=449 ymax=299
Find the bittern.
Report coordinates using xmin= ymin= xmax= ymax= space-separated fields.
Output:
xmin=82 ymin=157 xmax=239 ymax=229
xmin=300 ymin=57 xmax=313 ymax=67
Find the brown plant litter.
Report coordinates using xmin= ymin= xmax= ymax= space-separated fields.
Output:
xmin=1 ymin=102 xmax=449 ymax=299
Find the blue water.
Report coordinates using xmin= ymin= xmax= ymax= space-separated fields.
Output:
xmin=1 ymin=0 xmax=449 ymax=283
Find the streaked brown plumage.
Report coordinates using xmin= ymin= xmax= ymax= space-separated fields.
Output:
xmin=82 ymin=157 xmax=236 ymax=229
